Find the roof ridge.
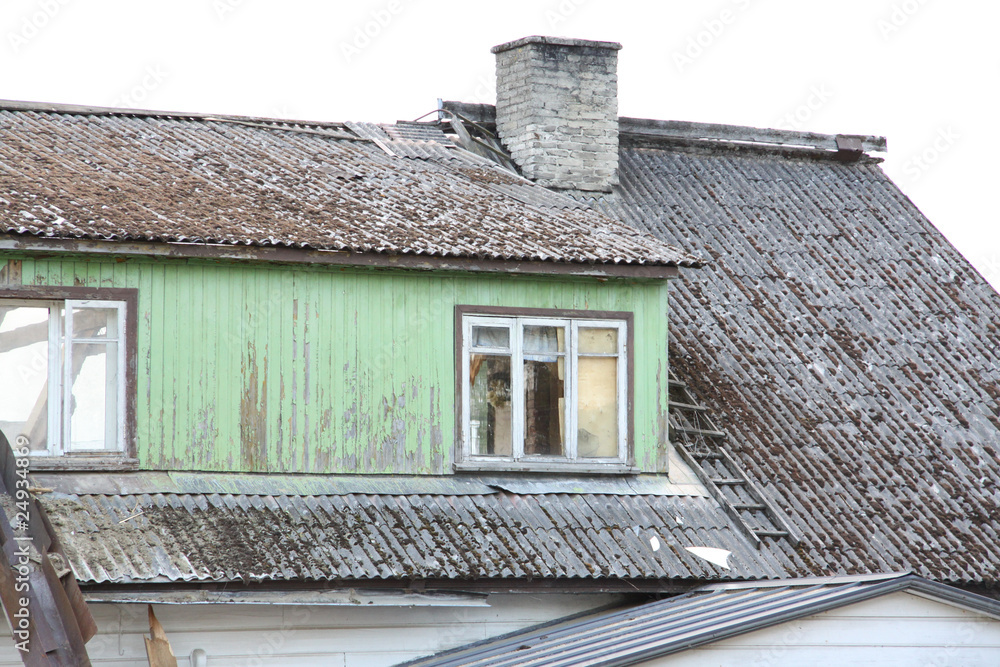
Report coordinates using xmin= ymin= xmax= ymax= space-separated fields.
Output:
xmin=0 ymin=97 xmax=349 ymax=130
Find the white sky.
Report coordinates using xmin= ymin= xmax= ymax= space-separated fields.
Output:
xmin=2 ymin=0 xmax=997 ymax=290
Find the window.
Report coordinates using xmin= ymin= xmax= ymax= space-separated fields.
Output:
xmin=458 ymin=308 xmax=631 ymax=469
xmin=0 ymin=297 xmax=128 ymax=456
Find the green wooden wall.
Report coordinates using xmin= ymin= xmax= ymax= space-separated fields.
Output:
xmin=7 ymin=255 xmax=671 ymax=474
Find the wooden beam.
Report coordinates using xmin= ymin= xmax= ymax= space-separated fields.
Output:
xmin=0 ymin=433 xmax=96 ymax=665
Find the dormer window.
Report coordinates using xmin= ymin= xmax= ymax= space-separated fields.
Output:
xmin=456 ymin=307 xmax=632 ymax=472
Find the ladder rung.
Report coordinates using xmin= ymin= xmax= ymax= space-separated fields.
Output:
xmin=754 ymin=530 xmax=790 ymax=538
xmin=669 ymin=401 xmax=707 ymax=412
xmin=711 ymin=478 xmax=744 ymax=486
xmin=668 ymin=379 xmax=687 ymax=389
xmin=672 ymin=426 xmax=727 ymax=438
xmin=690 ymin=451 xmax=724 ymax=460
xmin=733 ymin=503 xmax=767 ymax=511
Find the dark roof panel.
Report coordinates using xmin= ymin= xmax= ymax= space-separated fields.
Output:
xmin=38 ymin=490 xmax=792 ymax=585
xmin=587 ymin=138 xmax=1000 ymax=584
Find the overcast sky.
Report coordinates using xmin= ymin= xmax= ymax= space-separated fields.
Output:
xmin=2 ymin=0 xmax=997 ymax=290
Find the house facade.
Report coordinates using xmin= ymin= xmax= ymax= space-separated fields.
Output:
xmin=0 ymin=35 xmax=998 ymax=666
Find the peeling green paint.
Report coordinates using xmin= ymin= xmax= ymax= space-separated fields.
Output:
xmin=7 ymin=254 xmax=671 ymax=474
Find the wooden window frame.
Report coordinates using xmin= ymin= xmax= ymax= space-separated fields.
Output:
xmin=454 ymin=305 xmax=635 ymax=474
xmin=0 ymin=287 xmax=138 ymax=469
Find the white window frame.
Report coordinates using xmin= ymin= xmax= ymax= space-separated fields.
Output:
xmin=460 ymin=314 xmax=629 ymax=468
xmin=0 ymin=298 xmax=127 ymax=456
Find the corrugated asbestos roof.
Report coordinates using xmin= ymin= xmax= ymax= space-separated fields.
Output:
xmin=0 ymin=102 xmax=700 ymax=267
xmin=37 ymin=490 xmax=795 ymax=585
xmin=585 ymin=134 xmax=1000 ymax=584
xmin=401 ymin=573 xmax=1000 ymax=667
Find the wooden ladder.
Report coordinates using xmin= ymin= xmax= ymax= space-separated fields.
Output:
xmin=668 ymin=375 xmax=801 ymax=548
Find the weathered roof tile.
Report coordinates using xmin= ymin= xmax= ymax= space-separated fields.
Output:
xmin=0 ymin=105 xmax=701 ymax=268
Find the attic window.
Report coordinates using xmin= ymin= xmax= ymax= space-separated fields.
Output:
xmin=457 ymin=308 xmax=632 ymax=472
xmin=0 ymin=297 xmax=128 ymax=457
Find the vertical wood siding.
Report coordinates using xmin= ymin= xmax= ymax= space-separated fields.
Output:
xmin=11 ymin=256 xmax=670 ymax=474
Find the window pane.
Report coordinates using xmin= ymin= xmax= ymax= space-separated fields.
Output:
xmin=524 ymin=358 xmax=565 ymax=456
xmin=0 ymin=305 xmax=50 ymax=452
xmin=472 ymin=326 xmax=509 ymax=349
xmin=579 ymin=327 xmax=618 ymax=354
xmin=68 ymin=341 xmax=118 ymax=450
xmin=469 ymin=353 xmax=512 ymax=456
xmin=578 ymin=356 xmax=618 ymax=457
xmin=72 ymin=306 xmax=119 ymax=339
xmin=523 ymin=325 xmax=565 ymax=361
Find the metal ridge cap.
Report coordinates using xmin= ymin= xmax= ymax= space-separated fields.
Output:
xmin=436 ymin=103 xmax=887 ymax=155
xmin=0 ymin=97 xmax=348 ymax=129
xmin=619 ymin=116 xmax=887 ymax=154
xmin=697 ymin=571 xmax=912 ymax=591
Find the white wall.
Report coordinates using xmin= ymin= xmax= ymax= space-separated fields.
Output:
xmin=637 ymin=591 xmax=1000 ymax=667
xmin=0 ymin=593 xmax=623 ymax=666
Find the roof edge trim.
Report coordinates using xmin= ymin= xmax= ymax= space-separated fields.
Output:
xmin=0 ymin=236 xmax=681 ymax=279
xmin=0 ymin=98 xmax=348 ymax=129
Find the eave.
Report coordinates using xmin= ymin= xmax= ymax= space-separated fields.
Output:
xmin=0 ymin=235 xmax=680 ymax=280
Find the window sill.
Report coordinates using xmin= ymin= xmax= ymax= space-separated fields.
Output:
xmin=28 ymin=456 xmax=139 ymax=471
xmin=453 ymin=461 xmax=637 ymax=475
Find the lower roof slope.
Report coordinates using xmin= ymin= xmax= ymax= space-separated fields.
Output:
xmin=37 ymin=482 xmax=794 ymax=586
xmin=590 ymin=139 xmax=1000 ymax=584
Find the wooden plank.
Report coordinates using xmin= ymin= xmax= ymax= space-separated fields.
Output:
xmin=143 ymin=607 xmax=178 ymax=667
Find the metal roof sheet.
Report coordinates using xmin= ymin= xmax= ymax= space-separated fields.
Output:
xmin=37 ymin=491 xmax=792 ymax=585
xmin=401 ymin=573 xmax=1000 ymax=667
xmin=0 ymin=104 xmax=701 ymax=268
xmin=586 ymin=138 xmax=1000 ymax=584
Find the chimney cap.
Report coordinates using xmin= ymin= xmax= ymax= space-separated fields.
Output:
xmin=491 ymin=35 xmax=622 ymax=55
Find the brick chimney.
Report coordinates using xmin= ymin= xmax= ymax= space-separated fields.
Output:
xmin=492 ymin=36 xmax=621 ymax=193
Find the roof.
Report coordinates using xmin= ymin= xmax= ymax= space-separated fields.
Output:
xmin=590 ymin=124 xmax=1000 ymax=583
xmin=401 ymin=573 xmax=1000 ymax=667
xmin=35 ymin=476 xmax=797 ymax=585
xmin=0 ymin=100 xmax=701 ymax=269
